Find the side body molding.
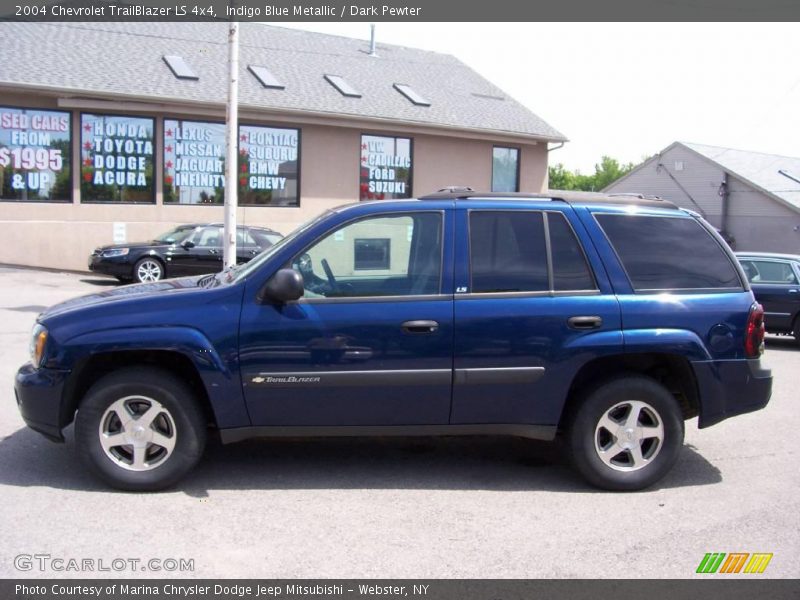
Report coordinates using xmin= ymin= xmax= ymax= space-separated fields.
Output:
xmin=62 ymin=326 xmax=249 ymax=428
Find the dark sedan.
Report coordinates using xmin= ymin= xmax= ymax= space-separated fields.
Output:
xmin=89 ymin=223 xmax=283 ymax=283
xmin=737 ymin=251 xmax=800 ymax=345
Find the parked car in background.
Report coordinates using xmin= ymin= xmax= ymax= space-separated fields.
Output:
xmin=17 ymin=191 xmax=771 ymax=492
xmin=736 ymin=252 xmax=800 ymax=345
xmin=89 ymin=223 xmax=283 ymax=283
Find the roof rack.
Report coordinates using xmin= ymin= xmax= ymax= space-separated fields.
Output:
xmin=418 ymin=187 xmax=676 ymax=208
xmin=608 ymin=192 xmax=663 ymax=200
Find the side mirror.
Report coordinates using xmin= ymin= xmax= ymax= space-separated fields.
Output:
xmin=259 ymin=268 xmax=304 ymax=303
xmin=181 ymin=240 xmax=195 ymax=249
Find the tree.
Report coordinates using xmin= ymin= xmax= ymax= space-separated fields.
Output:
xmin=549 ymin=155 xmax=641 ymax=192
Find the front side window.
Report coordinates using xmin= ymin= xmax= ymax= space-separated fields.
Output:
xmin=470 ymin=211 xmax=548 ymax=293
xmin=360 ymin=135 xmax=412 ymax=201
xmin=596 ymin=214 xmax=741 ymax=291
xmin=1 ymin=106 xmax=72 ymax=202
xmin=290 ymin=212 xmax=442 ymax=299
xmin=80 ymin=113 xmax=155 ymax=203
xmin=740 ymin=260 xmax=798 ymax=284
xmin=187 ymin=226 xmax=222 ymax=248
xmin=491 ymin=146 xmax=519 ymax=193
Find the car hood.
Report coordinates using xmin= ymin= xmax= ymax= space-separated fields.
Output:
xmin=39 ymin=276 xmax=205 ymax=321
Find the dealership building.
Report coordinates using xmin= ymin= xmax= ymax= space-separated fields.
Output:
xmin=0 ymin=22 xmax=565 ymax=272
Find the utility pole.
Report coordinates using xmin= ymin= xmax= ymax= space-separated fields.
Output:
xmin=223 ymin=19 xmax=239 ymax=269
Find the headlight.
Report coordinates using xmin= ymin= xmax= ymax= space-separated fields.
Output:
xmin=30 ymin=323 xmax=48 ymax=368
xmin=102 ymin=248 xmax=130 ymax=258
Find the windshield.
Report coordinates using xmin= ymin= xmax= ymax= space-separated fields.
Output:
xmin=223 ymin=211 xmax=333 ymax=284
xmin=154 ymin=225 xmax=194 ymax=244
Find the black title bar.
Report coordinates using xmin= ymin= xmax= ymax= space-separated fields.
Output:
xmin=2 ymin=0 xmax=799 ymax=22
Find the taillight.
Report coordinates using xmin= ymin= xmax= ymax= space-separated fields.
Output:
xmin=744 ymin=302 xmax=765 ymax=358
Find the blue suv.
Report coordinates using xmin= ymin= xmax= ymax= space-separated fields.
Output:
xmin=14 ymin=190 xmax=772 ymax=491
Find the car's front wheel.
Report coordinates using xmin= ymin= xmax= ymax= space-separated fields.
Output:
xmin=134 ymin=257 xmax=164 ymax=283
xmin=75 ymin=367 xmax=207 ymax=491
xmin=567 ymin=376 xmax=684 ymax=491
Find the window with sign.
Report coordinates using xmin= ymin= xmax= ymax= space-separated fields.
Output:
xmin=163 ymin=119 xmax=225 ymax=204
xmin=0 ymin=107 xmax=72 ymax=202
xmin=80 ymin=113 xmax=155 ymax=203
xmin=360 ymin=135 xmax=412 ymax=201
xmin=491 ymin=146 xmax=520 ymax=193
xmin=239 ymin=124 xmax=299 ymax=206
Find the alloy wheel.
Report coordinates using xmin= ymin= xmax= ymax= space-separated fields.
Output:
xmin=136 ymin=259 xmax=162 ymax=282
xmin=594 ymin=400 xmax=664 ymax=472
xmin=98 ymin=395 xmax=177 ymax=471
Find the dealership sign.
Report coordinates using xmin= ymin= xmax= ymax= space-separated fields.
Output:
xmin=81 ymin=114 xmax=155 ymax=203
xmin=0 ymin=107 xmax=71 ymax=201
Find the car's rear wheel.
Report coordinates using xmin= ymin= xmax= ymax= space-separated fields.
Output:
xmin=75 ymin=367 xmax=207 ymax=491
xmin=567 ymin=376 xmax=684 ymax=491
xmin=134 ymin=257 xmax=164 ymax=283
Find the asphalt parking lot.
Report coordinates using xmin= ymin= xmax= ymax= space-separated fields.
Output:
xmin=0 ymin=265 xmax=797 ymax=579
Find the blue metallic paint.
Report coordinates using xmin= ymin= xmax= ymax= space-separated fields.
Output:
xmin=14 ymin=196 xmax=771 ymax=442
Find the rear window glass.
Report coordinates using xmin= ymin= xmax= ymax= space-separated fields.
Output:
xmin=595 ymin=214 xmax=741 ymax=291
xmin=548 ymin=212 xmax=596 ymax=291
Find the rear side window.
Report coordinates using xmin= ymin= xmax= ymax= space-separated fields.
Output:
xmin=470 ymin=211 xmax=548 ymax=293
xmin=596 ymin=214 xmax=741 ymax=291
xmin=548 ymin=212 xmax=596 ymax=291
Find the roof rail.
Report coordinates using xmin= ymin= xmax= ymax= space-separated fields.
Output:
xmin=417 ymin=187 xmax=677 ymax=208
xmin=608 ymin=192 xmax=663 ymax=200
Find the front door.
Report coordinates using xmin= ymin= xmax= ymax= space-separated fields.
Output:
xmin=239 ymin=210 xmax=454 ymax=426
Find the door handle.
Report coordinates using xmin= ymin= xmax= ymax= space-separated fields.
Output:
xmin=567 ymin=316 xmax=603 ymax=330
xmin=789 ymin=289 xmax=798 ymax=293
xmin=209 ymin=248 xmax=218 ymax=255
xmin=401 ymin=320 xmax=439 ymax=334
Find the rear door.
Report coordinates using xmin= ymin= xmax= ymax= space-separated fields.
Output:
xmin=739 ymin=257 xmax=800 ymax=332
xmin=451 ymin=204 xmax=622 ymax=426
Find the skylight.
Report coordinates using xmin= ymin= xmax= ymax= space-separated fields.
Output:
xmin=393 ymin=83 xmax=431 ymax=107
xmin=162 ymin=55 xmax=199 ymax=80
xmin=324 ymin=75 xmax=361 ymax=98
xmin=248 ymin=65 xmax=285 ymax=90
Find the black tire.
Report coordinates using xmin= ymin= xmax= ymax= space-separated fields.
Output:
xmin=75 ymin=367 xmax=207 ymax=491
xmin=567 ymin=376 xmax=684 ymax=491
xmin=133 ymin=257 xmax=164 ymax=283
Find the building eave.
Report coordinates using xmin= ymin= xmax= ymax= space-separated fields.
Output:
xmin=0 ymin=80 xmax=567 ymax=146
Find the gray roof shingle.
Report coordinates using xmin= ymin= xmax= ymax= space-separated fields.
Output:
xmin=683 ymin=142 xmax=800 ymax=212
xmin=0 ymin=22 xmax=566 ymax=142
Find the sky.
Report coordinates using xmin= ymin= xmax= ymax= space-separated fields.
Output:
xmin=276 ymin=22 xmax=800 ymax=173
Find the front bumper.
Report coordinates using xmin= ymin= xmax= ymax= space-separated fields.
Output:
xmin=88 ymin=254 xmax=133 ymax=278
xmin=14 ymin=362 xmax=71 ymax=442
xmin=693 ymin=358 xmax=772 ymax=428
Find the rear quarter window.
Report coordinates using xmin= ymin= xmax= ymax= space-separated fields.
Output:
xmin=595 ymin=214 xmax=742 ymax=291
